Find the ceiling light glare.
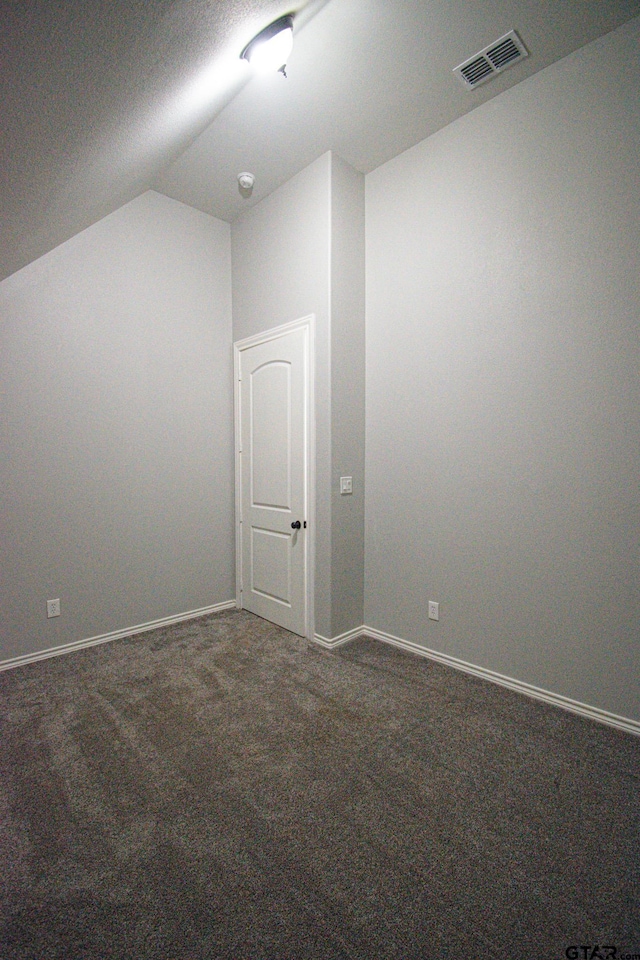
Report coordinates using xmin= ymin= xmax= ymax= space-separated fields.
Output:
xmin=241 ymin=15 xmax=294 ymax=75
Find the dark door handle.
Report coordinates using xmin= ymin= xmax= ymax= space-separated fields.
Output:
xmin=291 ymin=520 xmax=301 ymax=529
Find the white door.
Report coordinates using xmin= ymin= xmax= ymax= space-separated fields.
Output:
xmin=235 ymin=321 xmax=310 ymax=637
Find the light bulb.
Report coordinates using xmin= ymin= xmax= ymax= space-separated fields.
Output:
xmin=241 ymin=16 xmax=294 ymax=75
xmin=247 ymin=26 xmax=293 ymax=73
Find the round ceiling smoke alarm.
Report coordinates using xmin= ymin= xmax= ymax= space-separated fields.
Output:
xmin=238 ymin=172 xmax=255 ymax=190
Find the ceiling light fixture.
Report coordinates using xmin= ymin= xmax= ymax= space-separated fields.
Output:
xmin=240 ymin=15 xmax=294 ymax=76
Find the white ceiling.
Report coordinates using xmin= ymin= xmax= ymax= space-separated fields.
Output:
xmin=3 ymin=0 xmax=640 ymax=281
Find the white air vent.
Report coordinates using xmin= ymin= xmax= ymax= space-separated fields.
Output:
xmin=453 ymin=30 xmax=528 ymax=89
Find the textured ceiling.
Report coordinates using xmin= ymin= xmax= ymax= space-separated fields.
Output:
xmin=0 ymin=0 xmax=328 ymax=281
xmin=2 ymin=0 xmax=640 ymax=280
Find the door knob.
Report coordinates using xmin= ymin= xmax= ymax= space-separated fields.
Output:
xmin=291 ymin=520 xmax=301 ymax=529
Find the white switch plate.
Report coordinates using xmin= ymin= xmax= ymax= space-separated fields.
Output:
xmin=340 ymin=476 xmax=353 ymax=495
xmin=428 ymin=601 xmax=439 ymax=621
xmin=47 ymin=598 xmax=61 ymax=618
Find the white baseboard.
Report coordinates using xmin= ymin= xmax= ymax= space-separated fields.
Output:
xmin=4 ymin=608 xmax=638 ymax=737
xmin=313 ymin=625 xmax=365 ymax=649
xmin=0 ymin=600 xmax=236 ymax=673
xmin=363 ymin=625 xmax=640 ymax=738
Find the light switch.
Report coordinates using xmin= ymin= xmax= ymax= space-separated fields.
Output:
xmin=340 ymin=476 xmax=353 ymax=495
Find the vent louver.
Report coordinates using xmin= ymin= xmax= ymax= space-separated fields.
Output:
xmin=454 ymin=30 xmax=528 ymax=89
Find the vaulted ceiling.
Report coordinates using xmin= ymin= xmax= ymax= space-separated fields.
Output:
xmin=3 ymin=0 xmax=640 ymax=281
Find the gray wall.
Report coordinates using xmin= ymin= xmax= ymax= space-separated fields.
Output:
xmin=0 ymin=191 xmax=234 ymax=661
xmin=231 ymin=152 xmax=366 ymax=640
xmin=330 ymin=155 xmax=365 ymax=636
xmin=365 ymin=18 xmax=640 ymax=721
xmin=231 ymin=153 xmax=333 ymax=637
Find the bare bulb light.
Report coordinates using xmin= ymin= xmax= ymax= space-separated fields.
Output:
xmin=240 ymin=15 xmax=294 ymax=75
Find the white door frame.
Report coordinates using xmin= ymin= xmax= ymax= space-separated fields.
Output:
xmin=233 ymin=315 xmax=315 ymax=641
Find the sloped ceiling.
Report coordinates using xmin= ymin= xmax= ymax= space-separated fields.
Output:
xmin=2 ymin=0 xmax=640 ymax=281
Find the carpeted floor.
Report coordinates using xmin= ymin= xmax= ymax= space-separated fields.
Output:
xmin=0 ymin=608 xmax=638 ymax=959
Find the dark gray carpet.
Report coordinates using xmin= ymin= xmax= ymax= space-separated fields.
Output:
xmin=0 ymin=609 xmax=638 ymax=960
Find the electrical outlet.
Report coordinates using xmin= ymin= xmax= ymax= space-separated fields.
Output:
xmin=47 ymin=599 xmax=61 ymax=618
xmin=428 ymin=601 xmax=439 ymax=621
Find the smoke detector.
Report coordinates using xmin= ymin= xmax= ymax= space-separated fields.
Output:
xmin=238 ymin=172 xmax=255 ymax=191
xmin=453 ymin=30 xmax=528 ymax=89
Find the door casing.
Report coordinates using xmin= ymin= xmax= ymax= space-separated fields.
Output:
xmin=233 ymin=315 xmax=315 ymax=640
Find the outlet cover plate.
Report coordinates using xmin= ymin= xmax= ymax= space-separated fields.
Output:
xmin=47 ymin=599 xmax=61 ymax=618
